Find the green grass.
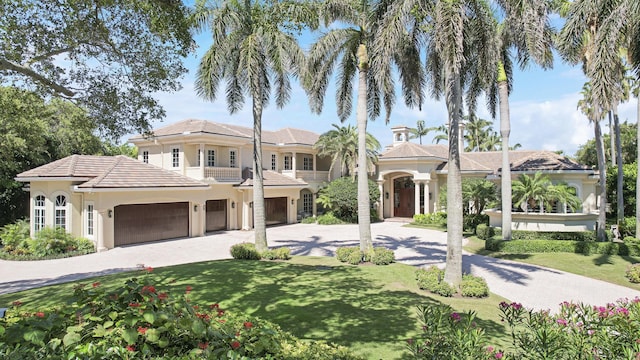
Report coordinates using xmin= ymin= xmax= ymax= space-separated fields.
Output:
xmin=0 ymin=256 xmax=510 ymax=359
xmin=464 ymin=237 xmax=640 ymax=291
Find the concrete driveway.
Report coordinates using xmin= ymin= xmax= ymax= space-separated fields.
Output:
xmin=1 ymin=222 xmax=639 ymax=311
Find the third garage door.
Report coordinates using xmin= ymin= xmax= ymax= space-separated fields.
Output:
xmin=114 ymin=202 xmax=189 ymax=247
xmin=265 ymin=197 xmax=287 ymax=226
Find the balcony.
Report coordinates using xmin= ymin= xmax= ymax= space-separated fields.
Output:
xmin=281 ymin=170 xmax=330 ymax=182
xmin=186 ymin=167 xmax=242 ymax=182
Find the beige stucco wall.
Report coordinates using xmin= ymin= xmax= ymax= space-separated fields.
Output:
xmin=486 ymin=210 xmax=597 ymax=231
xmin=29 ymin=181 xmax=83 ymax=239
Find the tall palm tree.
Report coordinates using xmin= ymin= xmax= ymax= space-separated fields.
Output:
xmin=376 ymin=0 xmax=498 ymax=286
xmin=464 ymin=115 xmax=492 ymax=152
xmin=431 ymin=124 xmax=449 ymax=145
xmin=313 ymin=123 xmax=381 ymax=178
xmin=488 ymin=1 xmax=554 ymax=241
xmin=512 ymin=173 xmax=551 ymax=213
xmin=410 ymin=119 xmax=430 ymax=144
xmin=577 ymin=82 xmax=608 ymax=241
xmin=193 ymin=0 xmax=311 ymax=251
xmin=305 ymin=0 xmax=423 ymax=255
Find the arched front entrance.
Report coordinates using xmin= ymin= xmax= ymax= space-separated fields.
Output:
xmin=393 ymin=176 xmax=415 ymax=217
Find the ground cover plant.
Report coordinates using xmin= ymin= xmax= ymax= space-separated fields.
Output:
xmin=0 ymin=257 xmax=510 ymax=359
xmin=0 ymin=221 xmax=94 ymax=260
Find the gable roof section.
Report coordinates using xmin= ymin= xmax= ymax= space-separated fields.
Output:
xmin=508 ymin=151 xmax=591 ymax=172
xmin=16 ymin=155 xmax=209 ymax=190
xmin=379 ymin=142 xmax=449 ymax=160
xmin=237 ymin=169 xmax=308 ymax=188
xmin=130 ymin=119 xmax=319 ymax=146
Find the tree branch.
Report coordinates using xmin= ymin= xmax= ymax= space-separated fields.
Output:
xmin=27 ymin=47 xmax=76 ymax=65
xmin=0 ymin=58 xmax=76 ymax=97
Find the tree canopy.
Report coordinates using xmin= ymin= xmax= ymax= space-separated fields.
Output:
xmin=0 ymin=0 xmax=193 ymax=138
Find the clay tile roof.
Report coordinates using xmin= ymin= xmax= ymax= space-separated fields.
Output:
xmin=130 ymin=119 xmax=320 ymax=145
xmin=379 ymin=142 xmax=449 ymax=160
xmin=17 ymin=155 xmax=209 ymax=189
xmin=437 ymin=150 xmax=591 ymax=173
xmin=237 ymin=169 xmax=308 ymax=187
xmin=509 ymin=151 xmax=591 ymax=172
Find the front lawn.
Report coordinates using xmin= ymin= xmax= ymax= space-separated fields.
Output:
xmin=464 ymin=237 xmax=640 ymax=291
xmin=0 ymin=256 xmax=509 ymax=359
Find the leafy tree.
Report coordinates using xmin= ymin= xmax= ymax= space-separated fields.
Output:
xmin=0 ymin=0 xmax=193 ymax=138
xmin=316 ymin=177 xmax=380 ymax=223
xmin=606 ymin=163 xmax=638 ymax=220
xmin=575 ymin=122 xmax=637 ymax=166
xmin=313 ymin=124 xmax=380 ymax=178
xmin=305 ymin=0 xmax=422 ymax=255
xmin=194 ymin=0 xmax=312 ymax=252
xmin=462 ymin=178 xmax=498 ymax=216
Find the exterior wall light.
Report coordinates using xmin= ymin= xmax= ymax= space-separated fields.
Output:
xmin=385 ymin=192 xmax=389 ymax=199
xmin=231 ymin=201 xmax=235 ymax=209
xmin=291 ymin=199 xmax=294 ymax=205
xmin=108 ymin=209 xmax=113 ymax=218
xmin=194 ymin=204 xmax=198 ymax=212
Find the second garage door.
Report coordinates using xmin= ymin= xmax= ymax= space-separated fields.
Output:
xmin=265 ymin=197 xmax=287 ymax=226
xmin=114 ymin=202 xmax=189 ymax=246
xmin=206 ymin=200 xmax=227 ymax=232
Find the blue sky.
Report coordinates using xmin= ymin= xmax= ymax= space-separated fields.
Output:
xmin=149 ymin=22 xmax=638 ymax=158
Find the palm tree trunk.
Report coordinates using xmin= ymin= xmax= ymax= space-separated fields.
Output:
xmin=614 ymin=109 xmax=623 ymax=223
xmin=444 ymin=69 xmax=463 ymax=287
xmin=636 ymin=95 xmax=640 ymax=237
xmin=498 ymin=71 xmax=512 ymax=241
xmin=594 ymin=119 xmax=608 ymax=242
xmin=356 ymin=45 xmax=372 ymax=255
xmin=609 ymin=111 xmax=616 ymax=166
xmin=252 ymin=96 xmax=268 ymax=251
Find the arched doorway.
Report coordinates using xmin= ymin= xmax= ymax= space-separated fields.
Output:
xmin=393 ymin=176 xmax=414 ymax=217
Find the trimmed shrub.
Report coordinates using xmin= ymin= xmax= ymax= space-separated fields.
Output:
xmin=460 ymin=274 xmax=489 ymax=298
xmin=626 ymin=264 xmax=640 ymax=283
xmin=370 ymin=247 xmax=395 ymax=265
xmin=475 ymin=224 xmax=495 ymax=240
xmin=0 ymin=275 xmax=361 ymax=359
xmin=464 ymin=214 xmax=489 ymax=233
xmin=416 ymin=266 xmax=455 ymax=297
xmin=485 ymin=238 xmax=640 ymax=256
xmin=619 ymin=216 xmax=637 ymax=238
xmin=317 ymin=212 xmax=345 ymax=225
xmin=300 ymin=216 xmax=316 ymax=224
xmin=511 ymin=230 xmax=597 ymax=242
xmin=624 ymin=236 xmax=640 ymax=244
xmin=336 ymin=246 xmax=360 ymax=262
xmin=262 ymin=247 xmax=291 ymax=260
xmin=412 ymin=212 xmax=447 ymax=226
xmin=230 ymin=242 xmax=261 ymax=260
xmin=346 ymin=249 xmax=364 ymax=265
xmin=316 ymin=177 xmax=380 ymax=223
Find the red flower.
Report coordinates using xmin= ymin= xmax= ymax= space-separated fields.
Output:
xmin=137 ymin=326 xmax=148 ymax=334
xmin=193 ymin=305 xmax=199 ymax=310
xmin=126 ymin=345 xmax=135 ymax=352
xmin=34 ymin=312 xmax=45 ymax=318
xmin=210 ymin=303 xmax=220 ymax=310
xmin=495 ymin=352 xmax=504 ymax=359
xmin=199 ymin=342 xmax=208 ymax=350
xmin=141 ymin=285 xmax=156 ymax=294
xmin=244 ymin=321 xmax=253 ymax=329
xmin=158 ymin=292 xmax=168 ymax=301
xmin=185 ymin=285 xmax=193 ymax=294
xmin=144 ymin=267 xmax=154 ymax=273
xmin=231 ymin=341 xmax=241 ymax=349
xmin=92 ymin=282 xmax=101 ymax=288
xmin=217 ymin=310 xmax=225 ymax=317
xmin=129 ymin=302 xmax=141 ymax=308
xmin=12 ymin=300 xmax=22 ymax=307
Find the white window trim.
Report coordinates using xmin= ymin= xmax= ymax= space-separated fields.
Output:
xmin=207 ymin=149 xmax=216 ymax=167
xmin=85 ymin=202 xmax=95 ymax=239
xmin=33 ymin=193 xmax=46 ymax=234
xmin=52 ymin=191 xmax=70 ymax=231
xmin=271 ymin=153 xmax=277 ymax=171
xmin=142 ymin=150 xmax=149 ymax=164
xmin=284 ymin=155 xmax=292 ymax=170
xmin=303 ymin=156 xmax=313 ymax=171
xmin=229 ymin=149 xmax=237 ymax=168
xmin=171 ymin=146 xmax=181 ymax=168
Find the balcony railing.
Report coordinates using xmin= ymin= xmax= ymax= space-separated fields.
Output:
xmin=281 ymin=170 xmax=330 ymax=182
xmin=205 ymin=166 xmax=242 ymax=181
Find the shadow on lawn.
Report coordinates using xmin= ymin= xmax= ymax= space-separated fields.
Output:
xmin=593 ymin=254 xmax=640 ymax=267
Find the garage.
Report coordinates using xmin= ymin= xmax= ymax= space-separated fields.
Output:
xmin=265 ymin=197 xmax=287 ymax=225
xmin=206 ymin=199 xmax=227 ymax=232
xmin=114 ymin=202 xmax=189 ymax=246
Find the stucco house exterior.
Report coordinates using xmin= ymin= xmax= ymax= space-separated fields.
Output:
xmin=15 ymin=119 xmax=599 ymax=251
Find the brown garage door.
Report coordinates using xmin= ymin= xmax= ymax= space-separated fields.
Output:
xmin=114 ymin=202 xmax=189 ymax=246
xmin=265 ymin=197 xmax=287 ymax=226
xmin=206 ymin=200 xmax=227 ymax=232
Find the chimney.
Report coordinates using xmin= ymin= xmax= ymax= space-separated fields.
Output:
xmin=391 ymin=126 xmax=410 ymax=147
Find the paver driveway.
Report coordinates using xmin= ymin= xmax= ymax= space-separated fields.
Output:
xmin=1 ymin=222 xmax=639 ymax=311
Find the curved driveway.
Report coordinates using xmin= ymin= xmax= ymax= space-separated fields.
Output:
xmin=1 ymin=222 xmax=639 ymax=311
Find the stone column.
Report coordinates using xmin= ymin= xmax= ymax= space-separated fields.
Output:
xmin=199 ymin=143 xmax=205 ymax=178
xmin=378 ymin=181 xmax=385 ymax=220
xmin=414 ymin=181 xmax=421 ymax=216
xmin=424 ymin=182 xmax=431 ymax=214
xmin=313 ymin=154 xmax=317 ymax=180
xmin=96 ymin=210 xmax=108 ymax=252
xmin=292 ymin=152 xmax=297 ymax=179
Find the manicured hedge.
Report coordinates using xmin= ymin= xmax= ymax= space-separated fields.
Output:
xmin=510 ymin=230 xmax=599 ymax=242
xmin=485 ymin=238 xmax=640 ymax=256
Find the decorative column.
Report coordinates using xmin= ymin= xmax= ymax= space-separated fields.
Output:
xmin=96 ymin=210 xmax=108 ymax=252
xmin=378 ymin=180 xmax=385 ymax=220
xmin=313 ymin=154 xmax=317 ymax=180
xmin=424 ymin=182 xmax=431 ymax=214
xmin=292 ymin=152 xmax=297 ymax=179
xmin=199 ymin=143 xmax=205 ymax=178
xmin=312 ymin=193 xmax=317 ymax=217
xmin=414 ymin=181 xmax=421 ymax=216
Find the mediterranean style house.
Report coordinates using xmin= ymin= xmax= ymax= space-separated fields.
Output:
xmin=15 ymin=119 xmax=598 ymax=251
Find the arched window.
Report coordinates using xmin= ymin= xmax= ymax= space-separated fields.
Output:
xmin=34 ymin=195 xmax=45 ymax=232
xmin=55 ymin=195 xmax=67 ymax=229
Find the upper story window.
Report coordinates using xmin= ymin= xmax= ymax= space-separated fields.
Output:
xmin=171 ymin=147 xmax=180 ymax=168
xmin=142 ymin=151 xmax=149 ymax=164
xmin=229 ymin=150 xmax=237 ymax=168
xmin=207 ymin=149 xmax=216 ymax=167
xmin=284 ymin=155 xmax=291 ymax=170
xmin=196 ymin=149 xmax=202 ymax=167
xmin=55 ymin=195 xmax=67 ymax=230
xmin=34 ymin=195 xmax=45 ymax=232
xmin=271 ymin=154 xmax=277 ymax=171
xmin=303 ymin=156 xmax=313 ymax=171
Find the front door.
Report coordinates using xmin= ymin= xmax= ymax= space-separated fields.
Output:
xmin=393 ymin=177 xmax=415 ymax=217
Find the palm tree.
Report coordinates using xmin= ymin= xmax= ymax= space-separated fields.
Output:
xmin=313 ymin=123 xmax=381 ymax=178
xmin=462 ymin=178 xmax=498 ymax=215
xmin=410 ymin=120 xmax=430 ymax=144
xmin=193 ymin=0 xmax=311 ymax=251
xmin=431 ymin=124 xmax=449 ymax=145
xmin=577 ymin=82 xmax=608 ymax=241
xmin=512 ymin=173 xmax=552 ymax=213
xmin=464 ymin=115 xmax=492 ymax=152
xmin=376 ymin=0 xmax=498 ymax=287
xmin=305 ymin=0 xmax=422 ymax=255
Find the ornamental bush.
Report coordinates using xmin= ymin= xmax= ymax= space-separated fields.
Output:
xmin=415 ymin=266 xmax=455 ymax=297
xmin=316 ymin=177 xmax=380 ymax=223
xmin=486 ymin=238 xmax=640 ymax=256
xmin=369 ymin=247 xmax=395 ymax=265
xmin=230 ymin=242 xmax=261 ymax=260
xmin=0 ymin=219 xmax=30 ymax=250
xmin=317 ymin=212 xmax=345 ymax=225
xmin=626 ymin=264 xmax=640 ymax=283
xmin=0 ymin=223 xmax=95 ymax=260
xmin=0 ymin=273 xmax=360 ymax=359
xmin=336 ymin=246 xmax=360 ymax=262
xmin=475 ymin=224 xmax=495 ymax=240
xmin=261 ymin=247 xmax=291 ymax=260
xmin=511 ymin=230 xmax=597 ymax=241
xmin=460 ymin=274 xmax=489 ymax=298
xmin=412 ymin=212 xmax=447 ymax=227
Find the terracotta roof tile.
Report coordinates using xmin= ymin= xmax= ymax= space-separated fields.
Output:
xmin=238 ymin=169 xmax=308 ymax=187
xmin=379 ymin=142 xmax=449 ymax=160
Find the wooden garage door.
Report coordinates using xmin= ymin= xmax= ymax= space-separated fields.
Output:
xmin=114 ymin=202 xmax=189 ymax=246
xmin=265 ymin=197 xmax=287 ymax=225
xmin=206 ymin=200 xmax=227 ymax=232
